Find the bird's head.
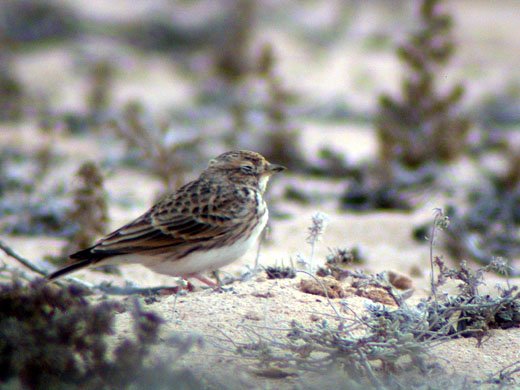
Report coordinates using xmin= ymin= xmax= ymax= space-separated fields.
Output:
xmin=206 ymin=150 xmax=286 ymax=192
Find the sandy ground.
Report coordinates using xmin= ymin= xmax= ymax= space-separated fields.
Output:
xmin=2 ymin=143 xmax=519 ymax=387
xmin=1 ymin=1 xmax=520 ymax=388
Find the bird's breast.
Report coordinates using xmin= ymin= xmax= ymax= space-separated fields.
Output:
xmin=147 ymin=205 xmax=268 ymax=277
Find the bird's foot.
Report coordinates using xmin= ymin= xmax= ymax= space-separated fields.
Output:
xmin=157 ymin=279 xmax=195 ymax=295
xmin=191 ymin=274 xmax=218 ymax=287
xmin=188 ymin=273 xmax=236 ymax=293
xmin=212 ymin=285 xmax=235 ymax=294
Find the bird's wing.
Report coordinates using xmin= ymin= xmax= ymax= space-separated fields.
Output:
xmin=73 ymin=182 xmax=256 ymax=261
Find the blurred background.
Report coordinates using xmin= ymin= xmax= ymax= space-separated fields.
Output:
xmin=1 ymin=0 xmax=519 ymax=278
xmin=2 ymin=1 xmax=520 ymax=388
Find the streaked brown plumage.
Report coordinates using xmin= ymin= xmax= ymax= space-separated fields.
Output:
xmin=47 ymin=151 xmax=285 ymax=285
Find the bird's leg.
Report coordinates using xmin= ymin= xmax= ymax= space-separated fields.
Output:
xmin=191 ymin=274 xmax=218 ymax=287
xmin=190 ymin=273 xmax=234 ymax=293
xmin=158 ymin=278 xmax=194 ymax=295
xmin=211 ymin=270 xmax=223 ymax=286
xmin=187 ymin=272 xmax=239 ymax=294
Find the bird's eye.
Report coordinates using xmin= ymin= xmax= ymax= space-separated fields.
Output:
xmin=240 ymin=164 xmax=254 ymax=174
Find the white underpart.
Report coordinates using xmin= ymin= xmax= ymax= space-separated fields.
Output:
xmin=258 ymin=175 xmax=269 ymax=194
xmin=102 ymin=207 xmax=269 ymax=277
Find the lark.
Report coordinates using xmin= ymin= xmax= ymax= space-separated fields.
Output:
xmin=47 ymin=151 xmax=285 ymax=286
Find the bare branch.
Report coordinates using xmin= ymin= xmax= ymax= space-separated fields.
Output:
xmin=0 ymin=239 xmax=48 ymax=277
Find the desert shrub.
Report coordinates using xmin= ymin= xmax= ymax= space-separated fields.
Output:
xmin=112 ymin=101 xmax=203 ymax=191
xmin=0 ymin=149 xmax=71 ymax=237
xmin=86 ymin=59 xmax=115 ymax=122
xmin=376 ymin=0 xmax=470 ymax=171
xmin=0 ymin=0 xmax=78 ymax=46
xmin=60 ymin=161 xmax=108 ymax=257
xmin=254 ymin=44 xmax=303 ymax=169
xmin=413 ymin=153 xmax=520 ymax=274
xmin=434 ymin=200 xmax=520 ymax=276
xmin=222 ymin=42 xmax=303 ymax=171
xmin=0 ymin=279 xmax=201 ymax=389
xmin=47 ymin=161 xmax=117 ymax=273
xmin=0 ymin=56 xmax=24 ymax=121
xmin=221 ymin=237 xmax=519 ymax=388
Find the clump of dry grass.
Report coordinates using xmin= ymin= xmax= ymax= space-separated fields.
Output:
xmin=325 ymin=247 xmax=365 ymax=266
xmin=264 ymin=265 xmax=296 ymax=280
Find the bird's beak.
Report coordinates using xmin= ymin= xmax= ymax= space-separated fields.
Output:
xmin=267 ymin=163 xmax=286 ymax=174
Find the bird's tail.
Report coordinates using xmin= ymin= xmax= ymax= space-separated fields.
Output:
xmin=46 ymin=258 xmax=93 ymax=281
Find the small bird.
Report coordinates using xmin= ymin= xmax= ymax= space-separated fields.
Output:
xmin=47 ymin=151 xmax=285 ymax=286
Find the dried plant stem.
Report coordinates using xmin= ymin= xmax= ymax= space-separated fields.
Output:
xmin=96 ymin=284 xmax=180 ymax=295
xmin=429 ymin=219 xmax=437 ymax=298
xmin=0 ymin=239 xmax=91 ymax=288
xmin=0 ymin=239 xmax=48 ymax=277
xmin=306 ymin=212 xmax=329 ymax=272
xmin=429 ymin=209 xmax=444 ymax=299
xmin=483 ymin=359 xmax=520 ymax=384
xmin=358 ymin=350 xmax=383 ymax=389
xmin=0 ymin=239 xmax=190 ymax=294
xmin=309 ymin=242 xmax=317 ymax=268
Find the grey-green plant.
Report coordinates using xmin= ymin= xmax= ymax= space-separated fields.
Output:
xmin=0 ymin=279 xmax=202 ymax=389
xmin=60 ymin=161 xmax=109 ymax=261
xmin=377 ymin=0 xmax=470 ymax=172
xmin=87 ymin=59 xmax=115 ymax=121
xmin=219 ymin=214 xmax=519 ymax=388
